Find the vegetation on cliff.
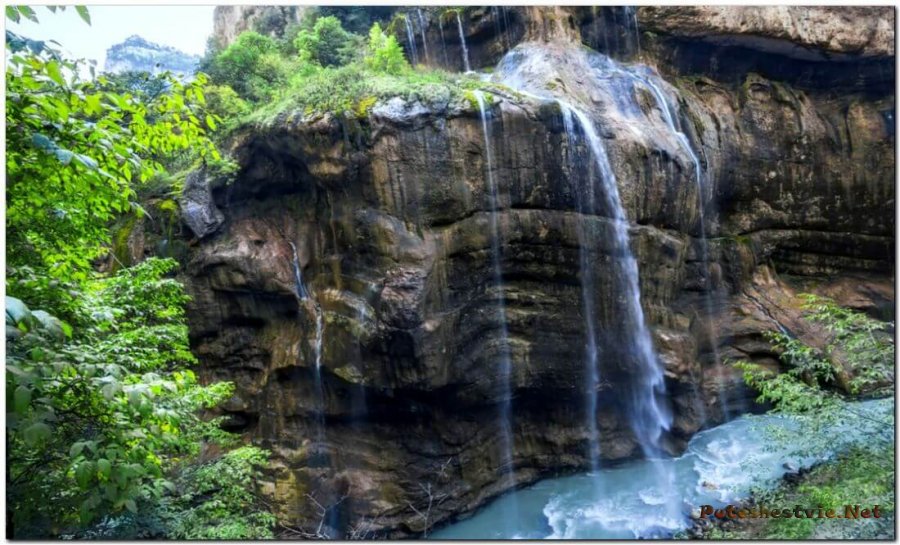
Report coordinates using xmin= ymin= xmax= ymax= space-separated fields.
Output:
xmin=200 ymin=10 xmax=496 ymax=128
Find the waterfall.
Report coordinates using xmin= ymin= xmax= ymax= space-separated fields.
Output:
xmin=628 ymin=71 xmax=712 ymax=421
xmin=404 ymin=15 xmax=419 ymax=65
xmin=623 ymin=67 xmax=726 ymax=422
xmin=288 ymin=242 xmax=328 ymax=457
xmin=625 ymin=6 xmax=640 ymax=56
xmin=560 ymin=99 xmax=680 ymax=528
xmin=289 ymin=242 xmax=309 ymax=300
xmin=562 ymin=104 xmax=672 ymax=455
xmin=456 ymin=11 xmax=472 ymax=72
xmin=474 ymin=90 xmax=519 ymax=528
xmin=417 ymin=8 xmax=430 ymax=64
xmin=559 ymin=105 xmax=603 ymax=478
xmin=438 ymin=17 xmax=449 ymax=66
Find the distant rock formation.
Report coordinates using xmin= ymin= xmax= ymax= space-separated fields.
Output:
xmin=104 ymin=35 xmax=199 ymax=77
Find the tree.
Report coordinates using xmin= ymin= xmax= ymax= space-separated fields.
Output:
xmin=6 ymin=260 xmax=236 ymax=536
xmin=365 ymin=22 xmax=409 ymax=75
xmin=204 ymin=31 xmax=289 ymax=102
xmin=5 ymin=9 xmax=274 ymax=539
xmin=6 ymin=32 xmax=218 ymax=317
xmin=294 ymin=15 xmax=358 ymax=67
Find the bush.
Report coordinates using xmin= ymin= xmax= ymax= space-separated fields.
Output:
xmin=206 ymin=32 xmax=291 ymax=102
xmin=366 ymin=22 xmax=408 ymax=75
xmin=294 ymin=15 xmax=358 ymax=67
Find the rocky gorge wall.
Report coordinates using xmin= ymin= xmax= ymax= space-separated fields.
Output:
xmin=182 ymin=6 xmax=895 ymax=537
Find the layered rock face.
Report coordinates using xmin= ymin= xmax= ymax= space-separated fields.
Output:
xmin=183 ymin=6 xmax=894 ymax=537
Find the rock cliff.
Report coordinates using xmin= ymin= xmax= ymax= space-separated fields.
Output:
xmin=181 ymin=6 xmax=894 ymax=537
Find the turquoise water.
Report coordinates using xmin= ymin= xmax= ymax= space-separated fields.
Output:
xmin=432 ymin=399 xmax=893 ymax=539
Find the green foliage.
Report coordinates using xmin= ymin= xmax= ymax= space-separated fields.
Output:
xmin=366 ymin=22 xmax=409 ymax=75
xmin=6 ymin=9 xmax=273 ymax=539
xmin=6 ymin=42 xmax=218 ymax=288
xmin=203 ymin=83 xmax=251 ymax=129
xmin=798 ymin=294 xmax=894 ymax=393
xmin=728 ymin=447 xmax=895 ymax=540
xmin=294 ymin=15 xmax=359 ymax=67
xmin=165 ymin=447 xmax=276 ymax=539
xmin=204 ymin=31 xmax=291 ymax=102
xmin=317 ymin=6 xmax=396 ymax=34
xmin=6 ymin=259 xmax=235 ymax=537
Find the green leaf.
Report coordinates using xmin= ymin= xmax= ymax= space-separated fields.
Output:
xmin=70 ymin=441 xmax=86 ymax=458
xmin=101 ymin=382 xmax=120 ymax=401
xmin=23 ymin=422 xmax=51 ymax=446
xmin=97 ymin=458 xmax=111 ymax=479
xmin=206 ymin=114 xmax=217 ymax=130
xmin=13 ymin=386 xmax=32 ymax=414
xmin=18 ymin=6 xmax=38 ymax=23
xmin=124 ymin=498 xmax=137 ymax=513
xmin=75 ymin=461 xmax=94 ymax=488
xmin=6 ymin=6 xmax=20 ymax=23
xmin=46 ymin=60 xmax=64 ymax=86
xmin=75 ymin=5 xmax=90 ymax=25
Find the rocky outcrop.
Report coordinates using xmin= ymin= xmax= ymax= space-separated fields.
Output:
xmin=181 ymin=6 xmax=894 ymax=538
xmin=639 ymin=7 xmax=894 ymax=61
xmin=211 ymin=6 xmax=305 ymax=48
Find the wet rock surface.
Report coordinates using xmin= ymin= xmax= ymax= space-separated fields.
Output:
xmin=180 ymin=6 xmax=894 ymax=537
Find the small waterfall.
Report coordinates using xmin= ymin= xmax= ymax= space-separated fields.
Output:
xmin=417 ymin=8 xmax=430 ymax=64
xmin=563 ymin=104 xmax=671 ymax=456
xmin=288 ymin=242 xmax=328 ymax=457
xmin=625 ymin=6 xmax=640 ymax=56
xmin=438 ymin=17 xmax=450 ymax=66
xmin=559 ymin=105 xmax=603 ymax=478
xmin=623 ymin=70 xmax=714 ymax=421
xmin=623 ymin=67 xmax=734 ymax=422
xmin=289 ymin=242 xmax=309 ymax=300
xmin=404 ymin=15 xmax=419 ymax=65
xmin=474 ymin=90 xmax=519 ymax=528
xmin=561 ymin=103 xmax=679 ymax=526
xmin=456 ymin=11 xmax=472 ymax=72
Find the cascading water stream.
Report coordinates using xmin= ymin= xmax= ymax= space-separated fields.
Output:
xmin=621 ymin=70 xmax=715 ymax=422
xmin=556 ymin=98 xmax=678 ymax=525
xmin=625 ymin=6 xmax=641 ymax=56
xmin=417 ymin=8 xmax=430 ymax=64
xmin=562 ymin=104 xmax=672 ymax=457
xmin=456 ymin=11 xmax=472 ymax=72
xmin=621 ymin=67 xmax=740 ymax=422
xmin=404 ymin=15 xmax=419 ymax=66
xmin=559 ymin=105 xmax=603 ymax=482
xmin=288 ymin=242 xmax=327 ymax=455
xmin=473 ymin=90 xmax=520 ymax=529
xmin=438 ymin=18 xmax=449 ymax=66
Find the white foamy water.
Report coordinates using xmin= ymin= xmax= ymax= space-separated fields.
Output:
xmin=432 ymin=398 xmax=892 ymax=539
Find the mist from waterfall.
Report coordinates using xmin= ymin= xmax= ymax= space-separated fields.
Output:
xmin=456 ymin=11 xmax=472 ymax=72
xmin=474 ymin=90 xmax=520 ymax=530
